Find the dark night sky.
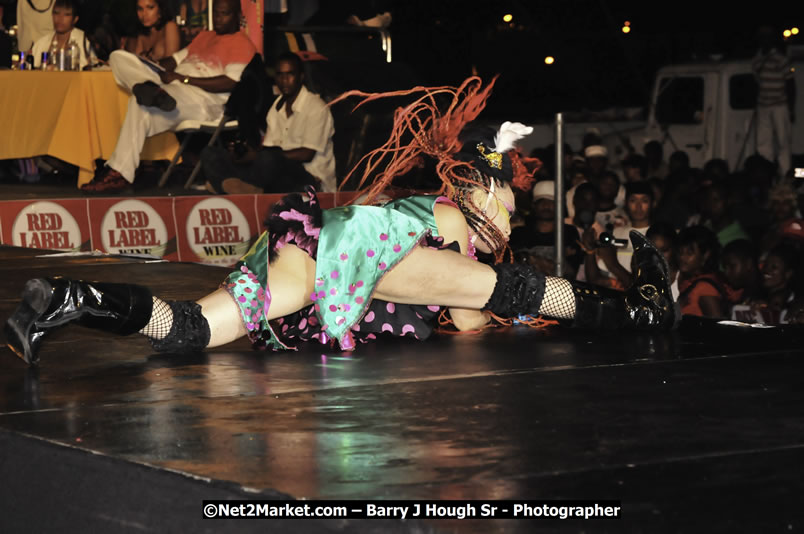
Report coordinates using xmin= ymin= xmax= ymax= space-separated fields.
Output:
xmin=387 ymin=0 xmax=802 ymax=120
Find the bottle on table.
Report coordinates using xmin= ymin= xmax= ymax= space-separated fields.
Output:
xmin=68 ymin=40 xmax=78 ymax=71
xmin=48 ymin=40 xmax=59 ymax=71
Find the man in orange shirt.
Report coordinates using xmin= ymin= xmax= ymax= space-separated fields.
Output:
xmin=82 ymin=0 xmax=256 ymax=194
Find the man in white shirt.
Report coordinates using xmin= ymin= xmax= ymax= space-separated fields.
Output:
xmin=204 ymin=51 xmax=336 ymax=194
xmin=30 ymin=0 xmax=88 ymax=69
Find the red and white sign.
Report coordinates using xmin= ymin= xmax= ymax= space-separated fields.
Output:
xmin=100 ymin=199 xmax=170 ymax=257
xmin=184 ymin=197 xmax=253 ymax=266
xmin=0 ymin=192 xmax=347 ymax=267
xmin=10 ymin=201 xmax=85 ymax=252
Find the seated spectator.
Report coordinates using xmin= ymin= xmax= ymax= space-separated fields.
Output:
xmin=742 ymin=154 xmax=776 ymax=202
xmin=653 ymin=167 xmax=700 ymax=231
xmin=77 ymin=3 xmax=123 ymax=63
xmin=759 ymin=180 xmax=803 ymax=260
xmin=594 ymin=171 xmax=628 ymax=230
xmin=646 ymin=222 xmax=679 ymax=299
xmin=123 ymin=0 xmax=180 ymax=61
xmin=567 ymin=182 xmax=604 ymax=241
xmin=677 ymin=225 xmax=728 ymax=317
xmin=758 ymin=244 xmax=801 ymax=324
xmin=723 ymin=239 xmax=768 ymax=323
xmin=668 ymin=150 xmax=690 ymax=176
xmin=622 ymin=153 xmax=647 ymax=183
xmin=179 ymin=0 xmax=208 ymax=46
xmin=201 ymin=51 xmax=336 ymax=194
xmin=509 ymin=180 xmax=583 ymax=278
xmin=0 ymin=4 xmax=10 ymax=69
xmin=585 ymin=144 xmax=624 ymax=188
xmin=786 ymin=297 xmax=804 ymax=325
xmin=648 ymin=177 xmax=665 ymax=208
xmin=644 ymin=140 xmax=668 ymax=180
xmin=722 ymin=239 xmax=762 ymax=300
xmin=539 ymin=142 xmax=574 ymax=183
xmin=81 ymin=0 xmax=256 ymax=194
xmin=690 ymin=181 xmax=750 ymax=247
xmin=612 ymin=181 xmax=655 ymax=270
xmin=584 ymin=181 xmax=655 ymax=289
xmin=702 ymin=158 xmax=729 ymax=183
xmin=31 ymin=0 xmax=88 ymax=69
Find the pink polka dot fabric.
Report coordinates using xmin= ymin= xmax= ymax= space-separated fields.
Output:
xmin=225 ymin=192 xmax=471 ymax=352
xmin=222 ymin=264 xmax=287 ymax=350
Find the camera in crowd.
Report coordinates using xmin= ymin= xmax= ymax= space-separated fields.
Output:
xmin=597 ymin=230 xmax=628 ymax=248
xmin=578 ymin=211 xmax=628 ymax=248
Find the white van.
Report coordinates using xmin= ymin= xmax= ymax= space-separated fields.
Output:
xmin=638 ymin=47 xmax=804 ymax=172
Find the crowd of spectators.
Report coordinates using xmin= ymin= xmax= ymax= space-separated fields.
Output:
xmin=0 ymin=4 xmax=802 ymax=326
xmin=512 ymin=136 xmax=804 ymax=325
xmin=2 ymin=0 xmax=337 ymax=193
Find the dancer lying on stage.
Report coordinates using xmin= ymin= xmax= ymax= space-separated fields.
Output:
xmin=4 ymin=78 xmax=677 ymax=365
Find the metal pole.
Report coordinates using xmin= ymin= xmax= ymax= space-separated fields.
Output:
xmin=554 ymin=113 xmax=565 ymax=277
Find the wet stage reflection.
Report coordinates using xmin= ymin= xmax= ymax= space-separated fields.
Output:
xmin=2 ymin=246 xmax=804 ymax=531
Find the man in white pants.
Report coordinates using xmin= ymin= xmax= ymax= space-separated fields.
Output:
xmin=752 ymin=25 xmax=796 ymax=178
xmin=82 ymin=0 xmax=256 ymax=194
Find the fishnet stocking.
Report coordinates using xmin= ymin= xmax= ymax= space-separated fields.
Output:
xmin=138 ymin=297 xmax=174 ymax=340
xmin=537 ymin=277 xmax=576 ymax=319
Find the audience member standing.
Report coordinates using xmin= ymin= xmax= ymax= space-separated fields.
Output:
xmin=17 ymin=0 xmax=54 ymax=53
xmin=179 ymin=0 xmax=207 ymax=46
xmin=752 ymin=24 xmax=796 ymax=178
xmin=509 ymin=180 xmax=583 ymax=278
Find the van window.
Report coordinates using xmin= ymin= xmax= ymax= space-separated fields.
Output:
xmin=729 ymin=74 xmax=758 ymax=110
xmin=655 ymin=76 xmax=704 ymax=124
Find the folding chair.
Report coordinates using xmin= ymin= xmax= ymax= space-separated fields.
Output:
xmin=157 ymin=116 xmax=239 ymax=188
xmin=158 ymin=54 xmax=269 ymax=189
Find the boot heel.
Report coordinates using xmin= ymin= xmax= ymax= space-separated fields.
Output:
xmin=22 ymin=278 xmax=53 ymax=314
xmin=4 ymin=279 xmax=53 ymax=364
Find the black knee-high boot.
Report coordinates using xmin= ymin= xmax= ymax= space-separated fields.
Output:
xmin=483 ymin=231 xmax=677 ymax=330
xmin=4 ymin=277 xmax=153 ymax=365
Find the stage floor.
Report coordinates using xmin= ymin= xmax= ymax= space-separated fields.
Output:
xmin=1 ymin=244 xmax=804 ymax=532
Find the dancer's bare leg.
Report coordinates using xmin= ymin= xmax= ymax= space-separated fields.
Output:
xmin=375 ymin=245 xmax=576 ymax=322
xmin=375 ymin=246 xmax=497 ymax=308
xmin=195 ymin=244 xmax=317 ymax=348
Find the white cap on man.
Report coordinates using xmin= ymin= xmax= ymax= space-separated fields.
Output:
xmin=584 ymin=145 xmax=608 ymax=159
xmin=532 ymin=180 xmax=555 ymax=202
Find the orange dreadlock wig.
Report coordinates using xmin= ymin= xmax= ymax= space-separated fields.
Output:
xmin=330 ymin=76 xmax=541 ymax=263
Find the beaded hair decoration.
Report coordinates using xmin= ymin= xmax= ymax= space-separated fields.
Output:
xmin=476 ymin=143 xmax=503 ymax=169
